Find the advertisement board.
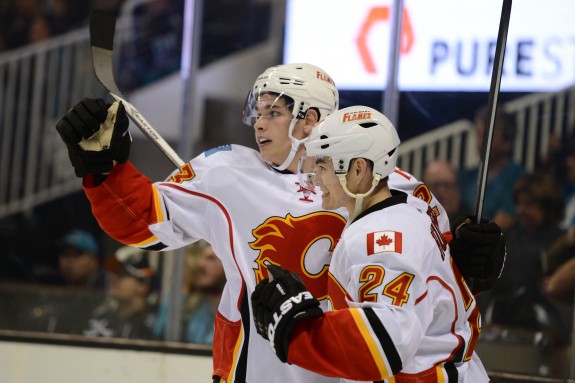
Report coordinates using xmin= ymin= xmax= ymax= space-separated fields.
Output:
xmin=284 ymin=0 xmax=575 ymax=91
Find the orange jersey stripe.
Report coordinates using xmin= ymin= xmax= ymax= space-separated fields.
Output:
xmin=350 ymin=308 xmax=390 ymax=379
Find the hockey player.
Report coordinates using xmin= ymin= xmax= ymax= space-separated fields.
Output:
xmin=55 ymin=63 xmax=503 ymax=383
xmin=251 ymin=105 xmax=490 ymax=382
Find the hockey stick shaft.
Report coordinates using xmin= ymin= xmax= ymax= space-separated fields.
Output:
xmin=89 ymin=10 xmax=185 ymax=168
xmin=474 ymin=0 xmax=512 ymax=223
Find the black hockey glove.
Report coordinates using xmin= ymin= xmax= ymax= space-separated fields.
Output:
xmin=251 ymin=264 xmax=323 ymax=363
xmin=56 ymin=98 xmax=131 ymax=177
xmin=450 ymin=215 xmax=506 ymax=292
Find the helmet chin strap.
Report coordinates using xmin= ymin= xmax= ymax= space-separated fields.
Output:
xmin=338 ymin=173 xmax=381 ymax=222
xmin=270 ymin=118 xmax=304 ymax=171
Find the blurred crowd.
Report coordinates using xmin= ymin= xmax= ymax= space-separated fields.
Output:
xmin=0 ymin=0 xmax=127 ymax=53
xmin=0 ymin=227 xmax=225 ymax=344
xmin=423 ymin=105 xmax=575 ymax=376
xmin=0 ymin=0 xmax=185 ymax=89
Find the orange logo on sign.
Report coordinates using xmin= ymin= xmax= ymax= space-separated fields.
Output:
xmin=357 ymin=6 xmax=414 ymax=73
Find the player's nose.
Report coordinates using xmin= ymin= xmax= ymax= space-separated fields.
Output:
xmin=253 ymin=116 xmax=266 ymax=131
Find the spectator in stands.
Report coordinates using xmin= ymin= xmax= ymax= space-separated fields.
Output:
xmin=423 ymin=160 xmax=472 ymax=223
xmin=0 ymin=0 xmax=105 ymax=52
xmin=458 ymin=106 xmax=526 ymax=233
xmin=55 ymin=229 xmax=110 ymax=291
xmin=154 ymin=240 xmax=225 ymax=344
xmin=28 ymin=14 xmax=54 ymax=44
xmin=478 ymin=174 xmax=568 ymax=349
xmin=535 ymin=140 xmax=575 ymax=282
xmin=83 ymin=246 xmax=158 ymax=339
xmin=45 ymin=0 xmax=90 ymax=35
xmin=22 ymin=229 xmax=112 ymax=335
xmin=1 ymin=0 xmax=44 ymax=50
xmin=538 ymin=143 xmax=575 ymax=342
xmin=544 ymin=256 xmax=575 ymax=301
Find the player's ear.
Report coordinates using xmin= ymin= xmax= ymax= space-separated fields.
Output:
xmin=302 ymin=108 xmax=319 ymax=135
xmin=346 ymin=158 xmax=367 ymax=188
xmin=354 ymin=158 xmax=370 ymax=177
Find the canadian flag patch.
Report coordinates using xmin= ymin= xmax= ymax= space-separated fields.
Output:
xmin=366 ymin=231 xmax=403 ymax=255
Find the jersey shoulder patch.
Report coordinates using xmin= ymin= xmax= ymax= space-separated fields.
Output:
xmin=204 ymin=144 xmax=232 ymax=157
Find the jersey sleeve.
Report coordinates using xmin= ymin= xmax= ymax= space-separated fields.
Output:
xmin=83 ymin=154 xmax=220 ymax=250
xmin=83 ymin=161 xmax=163 ymax=247
xmin=288 ymin=303 xmax=422 ymax=381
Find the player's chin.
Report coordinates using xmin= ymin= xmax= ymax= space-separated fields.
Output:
xmin=321 ymin=195 xmax=335 ymax=210
xmin=258 ymin=148 xmax=276 ymax=163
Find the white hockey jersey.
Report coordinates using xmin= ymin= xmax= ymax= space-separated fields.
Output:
xmin=288 ymin=192 xmax=488 ymax=382
xmin=83 ymin=144 xmax=464 ymax=383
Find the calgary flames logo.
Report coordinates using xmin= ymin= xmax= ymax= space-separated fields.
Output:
xmin=250 ymin=212 xmax=346 ymax=299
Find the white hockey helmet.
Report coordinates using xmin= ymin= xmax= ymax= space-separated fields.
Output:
xmin=243 ymin=63 xmax=339 ymax=126
xmin=305 ymin=105 xmax=400 ymax=180
xmin=243 ymin=63 xmax=339 ymax=170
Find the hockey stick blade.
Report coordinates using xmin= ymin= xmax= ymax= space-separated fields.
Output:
xmin=90 ymin=10 xmax=115 ymax=51
xmin=89 ymin=10 xmax=185 ymax=168
xmin=90 ymin=10 xmax=122 ymax=96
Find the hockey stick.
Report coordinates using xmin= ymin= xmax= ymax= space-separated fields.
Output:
xmin=89 ymin=10 xmax=185 ymax=168
xmin=473 ymin=0 xmax=512 ymax=223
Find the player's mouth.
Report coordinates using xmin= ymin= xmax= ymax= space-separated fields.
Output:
xmin=256 ymin=136 xmax=271 ymax=148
